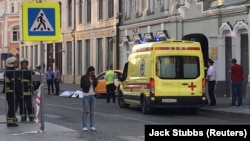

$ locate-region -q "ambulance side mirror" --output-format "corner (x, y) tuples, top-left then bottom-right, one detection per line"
(118, 75), (122, 81)
(120, 62), (128, 82)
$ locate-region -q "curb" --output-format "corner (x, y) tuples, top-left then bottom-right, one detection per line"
(200, 108), (250, 119)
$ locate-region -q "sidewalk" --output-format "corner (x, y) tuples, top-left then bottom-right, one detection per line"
(0, 115), (85, 141)
(0, 83), (248, 141)
(200, 96), (250, 118)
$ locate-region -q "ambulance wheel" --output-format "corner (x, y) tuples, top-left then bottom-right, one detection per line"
(118, 92), (129, 108)
(141, 97), (152, 114)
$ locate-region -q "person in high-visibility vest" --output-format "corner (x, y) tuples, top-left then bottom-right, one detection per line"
(105, 66), (116, 103)
(19, 58), (35, 122)
(5, 56), (19, 127)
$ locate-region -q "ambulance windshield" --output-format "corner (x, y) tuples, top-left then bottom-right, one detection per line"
(156, 56), (200, 79)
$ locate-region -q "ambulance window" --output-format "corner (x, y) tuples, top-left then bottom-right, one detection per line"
(156, 56), (176, 78)
(156, 56), (199, 79)
(183, 56), (199, 78)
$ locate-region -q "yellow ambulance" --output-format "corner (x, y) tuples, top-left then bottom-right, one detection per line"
(118, 39), (206, 114)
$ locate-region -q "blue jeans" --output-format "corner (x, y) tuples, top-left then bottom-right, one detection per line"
(82, 95), (96, 128)
(231, 81), (242, 106)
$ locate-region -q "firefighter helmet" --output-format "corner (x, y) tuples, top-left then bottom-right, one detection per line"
(6, 56), (18, 67)
(20, 58), (28, 64)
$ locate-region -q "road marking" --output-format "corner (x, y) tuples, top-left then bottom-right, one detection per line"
(0, 96), (160, 124)
(118, 136), (144, 141)
(45, 103), (159, 124)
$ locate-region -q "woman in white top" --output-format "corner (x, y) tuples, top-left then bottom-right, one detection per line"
(80, 66), (98, 131)
(206, 59), (216, 106)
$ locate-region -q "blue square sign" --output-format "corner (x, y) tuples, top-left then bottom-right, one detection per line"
(22, 3), (60, 41)
(28, 8), (56, 36)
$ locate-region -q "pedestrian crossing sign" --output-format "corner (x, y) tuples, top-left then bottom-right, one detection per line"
(22, 2), (60, 41)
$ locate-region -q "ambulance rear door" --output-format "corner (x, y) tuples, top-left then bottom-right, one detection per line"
(154, 45), (180, 98)
(177, 45), (204, 97)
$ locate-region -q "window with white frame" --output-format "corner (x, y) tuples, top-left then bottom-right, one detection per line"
(108, 0), (114, 18)
(68, 0), (72, 26)
(107, 37), (113, 68)
(79, 0), (83, 24)
(12, 26), (20, 42)
(98, 0), (103, 20)
(66, 41), (72, 75)
(87, 0), (91, 23)
(85, 39), (91, 70)
(77, 40), (83, 75)
(11, 3), (14, 13)
(125, 0), (132, 19)
(163, 0), (169, 11)
(97, 38), (103, 74)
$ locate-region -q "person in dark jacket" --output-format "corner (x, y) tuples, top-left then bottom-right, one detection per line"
(18, 58), (35, 122)
(5, 56), (19, 127)
(80, 66), (98, 131)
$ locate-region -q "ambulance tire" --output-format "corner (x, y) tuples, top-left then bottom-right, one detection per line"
(118, 92), (129, 108)
(141, 96), (152, 114)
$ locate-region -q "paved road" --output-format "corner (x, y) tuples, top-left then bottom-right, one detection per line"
(0, 83), (249, 141)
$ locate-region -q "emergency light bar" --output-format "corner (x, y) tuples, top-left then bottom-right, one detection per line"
(155, 30), (170, 42)
(143, 32), (154, 42)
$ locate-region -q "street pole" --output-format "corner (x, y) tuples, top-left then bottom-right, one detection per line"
(38, 0), (45, 132)
(72, 0), (76, 84)
(40, 41), (45, 131)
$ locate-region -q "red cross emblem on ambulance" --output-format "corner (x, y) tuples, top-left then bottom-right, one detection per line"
(188, 82), (196, 91)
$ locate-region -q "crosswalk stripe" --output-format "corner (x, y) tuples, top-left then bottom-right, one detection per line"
(118, 136), (144, 141)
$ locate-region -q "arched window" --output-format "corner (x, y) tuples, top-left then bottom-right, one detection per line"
(12, 26), (20, 42)
(68, 0), (72, 26)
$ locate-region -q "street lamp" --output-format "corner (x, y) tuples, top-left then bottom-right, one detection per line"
(71, 30), (76, 84)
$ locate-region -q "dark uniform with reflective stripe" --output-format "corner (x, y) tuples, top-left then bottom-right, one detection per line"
(19, 70), (35, 122)
(5, 68), (19, 127)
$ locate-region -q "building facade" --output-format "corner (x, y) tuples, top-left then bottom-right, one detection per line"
(2, 0), (250, 98)
(118, 0), (250, 98)
(0, 0), (20, 68)
(19, 0), (118, 84)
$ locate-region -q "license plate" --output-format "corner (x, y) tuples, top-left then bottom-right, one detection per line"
(162, 99), (177, 103)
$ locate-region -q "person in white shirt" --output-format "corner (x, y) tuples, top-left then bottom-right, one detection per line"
(206, 59), (216, 106)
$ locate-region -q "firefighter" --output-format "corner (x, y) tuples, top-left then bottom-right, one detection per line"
(19, 58), (35, 122)
(5, 56), (19, 127)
